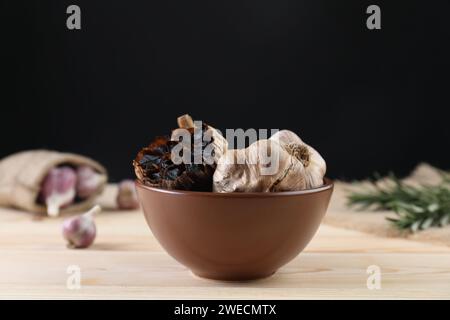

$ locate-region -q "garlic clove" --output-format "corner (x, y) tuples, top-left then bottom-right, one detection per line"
(62, 205), (101, 249)
(116, 180), (140, 210)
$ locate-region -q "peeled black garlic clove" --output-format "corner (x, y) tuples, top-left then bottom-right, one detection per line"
(62, 205), (100, 249)
(116, 180), (140, 210)
(40, 167), (77, 217)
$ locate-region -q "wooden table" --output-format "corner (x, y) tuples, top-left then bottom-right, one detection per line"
(1, 189), (449, 299)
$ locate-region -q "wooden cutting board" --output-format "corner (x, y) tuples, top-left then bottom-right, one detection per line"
(0, 185), (449, 299)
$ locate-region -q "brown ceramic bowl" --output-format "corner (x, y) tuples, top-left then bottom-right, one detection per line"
(136, 178), (333, 281)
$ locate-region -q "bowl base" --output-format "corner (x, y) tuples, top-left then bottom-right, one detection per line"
(190, 270), (276, 282)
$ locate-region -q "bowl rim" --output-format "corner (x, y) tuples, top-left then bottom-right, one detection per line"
(135, 177), (333, 198)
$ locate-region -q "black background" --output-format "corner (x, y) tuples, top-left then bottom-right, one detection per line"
(2, 0), (449, 181)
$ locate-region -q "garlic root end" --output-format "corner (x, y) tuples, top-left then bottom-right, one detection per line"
(287, 143), (311, 168)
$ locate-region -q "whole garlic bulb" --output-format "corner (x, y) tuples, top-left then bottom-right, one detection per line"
(213, 131), (326, 193)
(116, 180), (140, 210)
(40, 166), (77, 217)
(76, 166), (106, 199)
(213, 139), (291, 192)
(270, 130), (326, 189)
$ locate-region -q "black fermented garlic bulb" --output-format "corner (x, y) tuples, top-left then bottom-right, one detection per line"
(133, 115), (226, 191)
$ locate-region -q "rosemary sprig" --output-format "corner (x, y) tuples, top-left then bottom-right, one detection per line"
(347, 173), (450, 232)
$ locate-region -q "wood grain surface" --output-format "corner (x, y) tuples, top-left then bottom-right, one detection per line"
(0, 186), (449, 299)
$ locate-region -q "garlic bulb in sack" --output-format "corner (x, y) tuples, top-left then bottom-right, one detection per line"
(40, 166), (77, 217)
(213, 131), (326, 193)
(270, 130), (326, 189)
(76, 166), (107, 199)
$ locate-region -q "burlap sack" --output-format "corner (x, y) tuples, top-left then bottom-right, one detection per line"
(0, 150), (107, 214)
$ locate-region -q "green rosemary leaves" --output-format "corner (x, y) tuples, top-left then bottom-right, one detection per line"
(347, 174), (450, 232)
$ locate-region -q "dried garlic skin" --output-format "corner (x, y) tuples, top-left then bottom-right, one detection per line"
(270, 130), (326, 189)
(213, 131), (326, 193)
